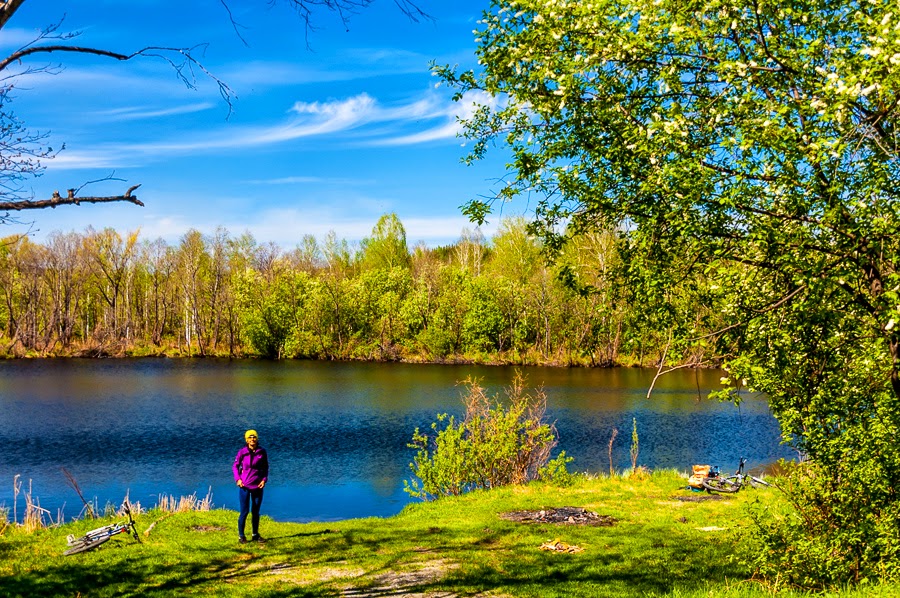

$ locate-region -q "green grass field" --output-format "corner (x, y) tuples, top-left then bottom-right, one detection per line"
(1, 471), (898, 597)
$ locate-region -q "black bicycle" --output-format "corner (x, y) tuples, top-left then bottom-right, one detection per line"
(64, 501), (141, 555)
(702, 457), (770, 494)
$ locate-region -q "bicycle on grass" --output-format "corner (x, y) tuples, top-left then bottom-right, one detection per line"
(63, 501), (140, 555)
(702, 457), (771, 494)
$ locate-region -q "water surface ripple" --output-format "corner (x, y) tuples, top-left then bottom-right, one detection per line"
(0, 359), (792, 522)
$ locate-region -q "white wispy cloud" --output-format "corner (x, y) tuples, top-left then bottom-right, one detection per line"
(218, 61), (361, 89)
(219, 49), (430, 91)
(371, 121), (460, 146)
(8, 63), (201, 96)
(46, 150), (138, 170)
(0, 27), (49, 49)
(91, 103), (216, 121)
(368, 89), (498, 146)
(42, 90), (467, 170)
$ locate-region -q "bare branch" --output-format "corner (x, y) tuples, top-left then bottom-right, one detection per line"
(393, 0), (431, 23)
(0, 44), (132, 73)
(0, 44), (235, 114)
(0, 0), (26, 31)
(271, 0), (431, 43)
(219, 0), (250, 47)
(0, 184), (143, 211)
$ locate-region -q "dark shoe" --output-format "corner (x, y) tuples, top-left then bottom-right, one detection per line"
(238, 537), (247, 544)
(252, 535), (265, 543)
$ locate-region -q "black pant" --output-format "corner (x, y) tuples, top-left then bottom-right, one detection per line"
(238, 486), (264, 538)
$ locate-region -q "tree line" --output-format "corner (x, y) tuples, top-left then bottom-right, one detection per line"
(0, 213), (721, 364)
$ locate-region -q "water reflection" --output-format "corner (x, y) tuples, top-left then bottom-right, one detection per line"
(0, 359), (792, 523)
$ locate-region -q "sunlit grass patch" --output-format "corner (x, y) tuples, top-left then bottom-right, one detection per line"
(0, 471), (896, 597)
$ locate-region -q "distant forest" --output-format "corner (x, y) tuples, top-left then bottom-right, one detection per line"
(0, 214), (722, 366)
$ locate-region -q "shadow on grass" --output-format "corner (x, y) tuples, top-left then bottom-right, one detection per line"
(289, 522), (744, 598)
(265, 528), (339, 541)
(0, 545), (337, 598)
(0, 505), (748, 598)
(0, 535), (741, 598)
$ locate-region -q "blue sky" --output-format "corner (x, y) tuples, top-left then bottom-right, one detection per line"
(2, 0), (508, 248)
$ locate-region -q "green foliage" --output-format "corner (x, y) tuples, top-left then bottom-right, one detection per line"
(442, 0), (900, 586)
(360, 213), (410, 271)
(461, 277), (504, 352)
(410, 266), (469, 357)
(235, 267), (312, 359)
(0, 212), (717, 366)
(538, 450), (576, 487)
(350, 267), (412, 357)
(630, 418), (639, 472)
(745, 457), (900, 587)
(405, 373), (565, 499)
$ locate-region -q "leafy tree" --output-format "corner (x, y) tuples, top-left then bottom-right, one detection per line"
(351, 267), (413, 358)
(555, 231), (628, 365)
(139, 238), (179, 347)
(43, 232), (89, 348)
(360, 213), (411, 271)
(487, 217), (540, 284)
(0, 236), (45, 353)
(289, 234), (324, 274)
(453, 227), (488, 275)
(486, 217), (542, 354)
(83, 227), (139, 346)
(235, 261), (313, 359)
(461, 276), (504, 354)
(432, 266), (475, 356)
(442, 0), (900, 585)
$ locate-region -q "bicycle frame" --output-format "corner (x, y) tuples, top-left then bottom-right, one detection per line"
(702, 457), (770, 494)
(64, 501), (140, 555)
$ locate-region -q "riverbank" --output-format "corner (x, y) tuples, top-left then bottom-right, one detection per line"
(1, 472), (894, 597)
(0, 339), (705, 369)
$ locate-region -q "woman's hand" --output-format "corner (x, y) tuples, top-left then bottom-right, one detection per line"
(236, 479), (244, 488)
(258, 480), (266, 489)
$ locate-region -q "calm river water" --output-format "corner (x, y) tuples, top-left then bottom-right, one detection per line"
(0, 359), (792, 523)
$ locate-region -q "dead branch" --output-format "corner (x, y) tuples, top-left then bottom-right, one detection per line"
(143, 513), (174, 537)
(0, 184), (143, 211)
(61, 467), (94, 519)
(0, 0), (26, 31)
(0, 44), (235, 113)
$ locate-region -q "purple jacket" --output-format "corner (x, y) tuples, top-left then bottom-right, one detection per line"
(233, 446), (269, 489)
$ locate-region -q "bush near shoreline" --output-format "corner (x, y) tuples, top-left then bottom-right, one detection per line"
(2, 472), (898, 597)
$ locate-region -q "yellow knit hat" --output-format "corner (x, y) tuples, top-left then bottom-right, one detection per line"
(245, 429), (258, 441)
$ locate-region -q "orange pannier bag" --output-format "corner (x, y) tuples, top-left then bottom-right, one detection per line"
(688, 465), (711, 489)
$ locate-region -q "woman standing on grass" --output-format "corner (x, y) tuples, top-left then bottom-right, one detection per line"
(233, 429), (269, 544)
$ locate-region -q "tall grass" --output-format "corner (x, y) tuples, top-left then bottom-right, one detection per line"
(155, 487), (213, 513)
(5, 475), (214, 536)
(19, 478), (55, 532)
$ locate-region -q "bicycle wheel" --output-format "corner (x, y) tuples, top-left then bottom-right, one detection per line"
(64, 535), (111, 555)
(748, 476), (770, 488)
(702, 476), (741, 493)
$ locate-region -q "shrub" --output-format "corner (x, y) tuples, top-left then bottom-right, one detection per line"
(744, 459), (900, 588)
(405, 373), (569, 499)
(539, 451), (576, 486)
